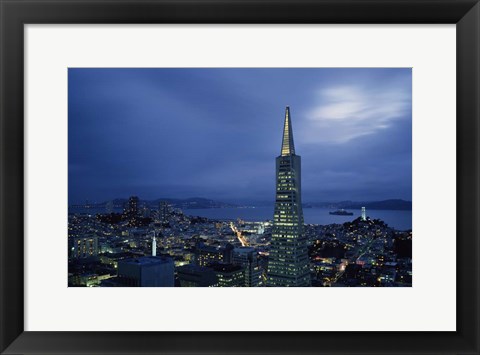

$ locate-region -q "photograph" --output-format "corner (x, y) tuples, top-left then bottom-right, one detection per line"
(68, 68), (412, 287)
(2, 0), (478, 353)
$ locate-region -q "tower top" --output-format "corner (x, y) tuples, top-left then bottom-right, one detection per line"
(281, 106), (296, 156)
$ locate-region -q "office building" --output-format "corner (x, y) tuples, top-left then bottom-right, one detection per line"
(232, 247), (262, 287)
(267, 107), (311, 287)
(123, 196), (140, 226)
(195, 242), (234, 267)
(176, 264), (218, 287)
(211, 263), (245, 287)
(70, 236), (98, 259)
(159, 201), (170, 225)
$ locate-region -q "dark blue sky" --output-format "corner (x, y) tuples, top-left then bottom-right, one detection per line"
(69, 68), (412, 204)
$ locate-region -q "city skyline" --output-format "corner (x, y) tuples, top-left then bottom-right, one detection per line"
(69, 94), (413, 287)
(69, 68), (412, 205)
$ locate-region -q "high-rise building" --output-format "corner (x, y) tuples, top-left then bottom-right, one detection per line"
(159, 201), (170, 225)
(124, 196), (140, 226)
(361, 207), (367, 221)
(267, 107), (311, 287)
(195, 242), (234, 267)
(126, 196), (139, 216)
(211, 263), (245, 287)
(232, 247), (262, 287)
(141, 205), (151, 218)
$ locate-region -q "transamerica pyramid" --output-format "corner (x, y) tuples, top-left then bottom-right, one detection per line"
(267, 107), (311, 287)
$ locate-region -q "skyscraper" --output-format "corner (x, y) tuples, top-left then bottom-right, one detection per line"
(158, 201), (170, 226)
(123, 196), (139, 225)
(232, 247), (262, 287)
(267, 107), (311, 287)
(126, 196), (139, 216)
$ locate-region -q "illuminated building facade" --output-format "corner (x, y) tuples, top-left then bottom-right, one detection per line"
(126, 196), (139, 216)
(361, 207), (367, 221)
(195, 242), (233, 267)
(232, 247), (262, 287)
(159, 201), (170, 225)
(267, 107), (311, 287)
(211, 263), (245, 287)
(151, 232), (157, 257)
(70, 236), (98, 259)
(124, 196), (140, 226)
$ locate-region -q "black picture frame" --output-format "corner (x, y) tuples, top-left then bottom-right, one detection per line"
(1, 1), (479, 354)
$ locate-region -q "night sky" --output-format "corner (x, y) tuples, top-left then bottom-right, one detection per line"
(68, 68), (412, 205)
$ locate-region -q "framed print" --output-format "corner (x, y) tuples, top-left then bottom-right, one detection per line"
(0, 0), (479, 354)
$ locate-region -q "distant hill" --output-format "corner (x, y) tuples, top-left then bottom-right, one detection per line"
(151, 197), (236, 209)
(76, 197), (411, 211)
(341, 199), (411, 210)
(95, 197), (237, 209)
(304, 199), (411, 211)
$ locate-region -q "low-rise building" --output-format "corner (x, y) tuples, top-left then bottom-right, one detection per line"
(176, 264), (218, 287)
(117, 256), (174, 287)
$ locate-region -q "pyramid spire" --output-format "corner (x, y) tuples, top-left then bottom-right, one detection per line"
(281, 106), (295, 156)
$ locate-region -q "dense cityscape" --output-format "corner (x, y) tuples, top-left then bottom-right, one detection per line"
(68, 107), (412, 287)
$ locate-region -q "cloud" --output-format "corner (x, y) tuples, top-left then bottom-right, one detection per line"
(69, 68), (412, 203)
(300, 83), (411, 144)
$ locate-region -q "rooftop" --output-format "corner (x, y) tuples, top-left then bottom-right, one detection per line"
(233, 246), (256, 254)
(211, 263), (244, 273)
(119, 256), (172, 266)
